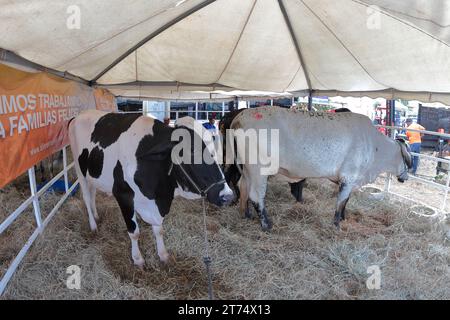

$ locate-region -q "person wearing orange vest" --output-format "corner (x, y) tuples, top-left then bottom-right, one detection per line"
(405, 118), (425, 175)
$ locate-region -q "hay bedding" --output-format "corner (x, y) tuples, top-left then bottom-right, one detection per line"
(1, 177), (450, 300)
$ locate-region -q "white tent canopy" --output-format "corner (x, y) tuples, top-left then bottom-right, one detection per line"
(1, 0), (449, 103)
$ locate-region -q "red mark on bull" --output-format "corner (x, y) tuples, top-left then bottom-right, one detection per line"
(253, 112), (263, 120)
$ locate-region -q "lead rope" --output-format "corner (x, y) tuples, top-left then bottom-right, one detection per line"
(201, 195), (214, 300)
(170, 160), (221, 300)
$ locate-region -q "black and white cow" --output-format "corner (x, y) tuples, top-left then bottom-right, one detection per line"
(69, 110), (233, 267)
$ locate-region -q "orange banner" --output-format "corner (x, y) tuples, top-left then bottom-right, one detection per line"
(94, 87), (117, 112)
(0, 63), (116, 188)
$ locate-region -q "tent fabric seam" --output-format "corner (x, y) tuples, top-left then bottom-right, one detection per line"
(353, 0), (450, 47)
(300, 0), (390, 90)
(278, 0), (311, 90)
(214, 0), (258, 84)
(91, 0), (217, 83)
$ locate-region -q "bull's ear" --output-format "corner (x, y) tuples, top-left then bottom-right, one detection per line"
(397, 140), (413, 169)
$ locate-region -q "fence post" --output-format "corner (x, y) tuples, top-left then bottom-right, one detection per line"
(441, 170), (450, 213)
(195, 102), (198, 120)
(28, 166), (42, 229)
(222, 101), (225, 117)
(62, 146), (69, 193)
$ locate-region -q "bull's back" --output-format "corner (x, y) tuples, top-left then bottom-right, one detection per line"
(231, 106), (376, 179)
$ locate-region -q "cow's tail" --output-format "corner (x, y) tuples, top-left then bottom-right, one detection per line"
(67, 117), (76, 129)
(233, 136), (243, 175)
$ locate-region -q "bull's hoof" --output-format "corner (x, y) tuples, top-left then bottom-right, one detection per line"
(244, 208), (253, 219)
(333, 220), (341, 231)
(260, 219), (273, 231)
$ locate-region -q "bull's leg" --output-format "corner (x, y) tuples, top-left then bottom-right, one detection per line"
(245, 199), (252, 219)
(289, 179), (306, 202)
(334, 183), (352, 229)
(152, 225), (169, 263)
(78, 178), (97, 232)
(239, 176), (251, 219)
(251, 200), (272, 231)
(248, 175), (271, 231)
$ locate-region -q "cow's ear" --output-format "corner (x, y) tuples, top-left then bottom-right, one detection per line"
(396, 139), (412, 169)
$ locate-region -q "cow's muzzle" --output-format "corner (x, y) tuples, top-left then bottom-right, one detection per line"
(397, 171), (409, 183)
(217, 184), (235, 206)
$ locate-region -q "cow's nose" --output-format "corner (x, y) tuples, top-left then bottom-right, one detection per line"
(219, 184), (235, 206)
(220, 192), (235, 206)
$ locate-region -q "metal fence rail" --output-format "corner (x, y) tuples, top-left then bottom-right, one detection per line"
(0, 145), (78, 295)
(374, 124), (450, 217)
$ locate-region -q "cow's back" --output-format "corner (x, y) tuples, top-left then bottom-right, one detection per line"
(69, 110), (156, 193)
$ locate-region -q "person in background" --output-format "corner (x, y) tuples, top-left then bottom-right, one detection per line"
(228, 101), (235, 112)
(405, 118), (425, 175)
(203, 116), (217, 139)
(163, 117), (170, 126)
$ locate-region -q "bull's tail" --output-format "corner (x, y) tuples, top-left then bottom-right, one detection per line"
(233, 136), (243, 176)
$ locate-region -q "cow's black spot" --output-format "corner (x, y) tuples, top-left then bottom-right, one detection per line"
(87, 146), (104, 178)
(135, 120), (174, 161)
(91, 113), (141, 149)
(334, 108), (351, 113)
(134, 121), (177, 217)
(78, 148), (89, 177)
(112, 160), (136, 233)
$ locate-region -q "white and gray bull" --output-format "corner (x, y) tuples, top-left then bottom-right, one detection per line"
(69, 110), (233, 267)
(230, 106), (412, 230)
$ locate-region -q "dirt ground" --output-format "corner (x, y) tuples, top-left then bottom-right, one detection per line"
(1, 175), (449, 300)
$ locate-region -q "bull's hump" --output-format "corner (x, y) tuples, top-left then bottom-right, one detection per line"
(90, 113), (142, 149)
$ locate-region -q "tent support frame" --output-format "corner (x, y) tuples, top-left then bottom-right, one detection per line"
(278, 0), (312, 91)
(91, 0), (217, 84)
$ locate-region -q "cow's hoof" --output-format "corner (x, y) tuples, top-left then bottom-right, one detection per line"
(133, 258), (145, 270)
(260, 219), (273, 231)
(89, 225), (98, 233)
(333, 221), (341, 231)
(159, 251), (170, 264)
